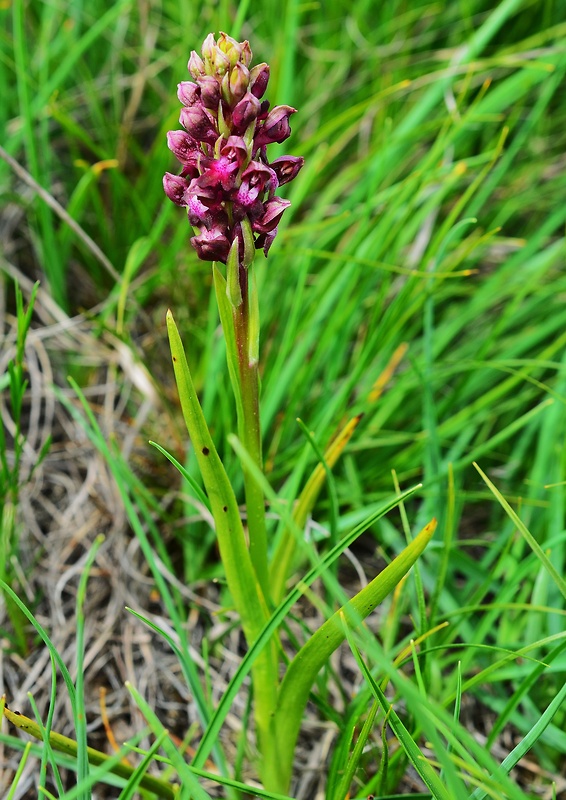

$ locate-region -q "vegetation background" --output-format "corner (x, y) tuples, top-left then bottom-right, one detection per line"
(1, 0), (565, 797)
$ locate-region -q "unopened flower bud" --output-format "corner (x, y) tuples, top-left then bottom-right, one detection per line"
(203, 33), (230, 75)
(240, 40), (252, 68)
(163, 172), (188, 206)
(249, 63), (269, 98)
(217, 33), (252, 68)
(213, 48), (231, 75)
(218, 32), (242, 68)
(198, 75), (222, 110)
(177, 81), (200, 106)
(232, 92), (261, 132)
(188, 51), (205, 78)
(200, 34), (216, 64)
(166, 130), (200, 166)
(180, 105), (218, 144)
(228, 62), (250, 105)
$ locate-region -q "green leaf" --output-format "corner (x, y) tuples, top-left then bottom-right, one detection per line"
(471, 679), (566, 800)
(167, 310), (265, 634)
(263, 519), (436, 792)
(193, 483), (423, 774)
(269, 414), (362, 603)
(167, 310), (278, 746)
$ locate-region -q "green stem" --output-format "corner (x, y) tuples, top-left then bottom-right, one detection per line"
(232, 264), (270, 600)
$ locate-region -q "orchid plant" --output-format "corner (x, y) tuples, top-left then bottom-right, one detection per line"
(162, 32), (434, 794)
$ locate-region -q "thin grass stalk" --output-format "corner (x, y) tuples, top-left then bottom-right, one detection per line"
(269, 415), (362, 604)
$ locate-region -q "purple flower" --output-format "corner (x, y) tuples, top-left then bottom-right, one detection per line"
(252, 197), (291, 233)
(221, 136), (249, 168)
(198, 138), (248, 191)
(191, 226), (231, 262)
(186, 193), (211, 226)
(164, 33), (304, 266)
(232, 92), (261, 133)
(256, 229), (277, 257)
(166, 130), (200, 166)
(270, 155), (304, 186)
(199, 155), (239, 191)
(163, 172), (188, 206)
(233, 162), (277, 213)
(254, 105), (296, 149)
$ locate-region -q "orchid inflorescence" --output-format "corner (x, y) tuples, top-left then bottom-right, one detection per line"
(163, 32), (304, 267)
(160, 33), (435, 798)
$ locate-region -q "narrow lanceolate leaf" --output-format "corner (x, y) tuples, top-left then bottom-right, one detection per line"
(193, 483), (422, 774)
(264, 519), (436, 792)
(166, 311), (278, 744)
(167, 310), (266, 638)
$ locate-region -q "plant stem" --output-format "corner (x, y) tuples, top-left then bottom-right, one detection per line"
(233, 264), (270, 601)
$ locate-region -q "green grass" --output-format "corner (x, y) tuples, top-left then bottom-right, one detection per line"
(1, 0), (566, 797)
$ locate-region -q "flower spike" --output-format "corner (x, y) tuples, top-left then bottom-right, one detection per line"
(164, 32), (304, 266)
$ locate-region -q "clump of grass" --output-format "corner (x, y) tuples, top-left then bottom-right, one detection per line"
(1, 1), (566, 798)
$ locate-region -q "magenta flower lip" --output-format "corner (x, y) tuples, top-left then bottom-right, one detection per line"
(164, 32), (304, 265)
